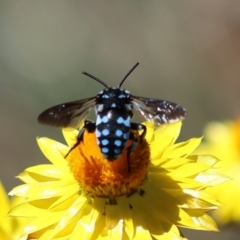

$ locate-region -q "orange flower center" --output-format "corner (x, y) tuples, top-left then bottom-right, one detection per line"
(66, 130), (150, 198)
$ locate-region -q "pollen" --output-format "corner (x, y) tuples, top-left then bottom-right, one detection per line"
(66, 130), (150, 197)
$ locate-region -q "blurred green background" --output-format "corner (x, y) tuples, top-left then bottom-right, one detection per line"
(0, 1), (240, 239)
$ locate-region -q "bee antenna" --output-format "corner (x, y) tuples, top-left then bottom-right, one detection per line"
(118, 62), (139, 87)
(82, 71), (109, 88)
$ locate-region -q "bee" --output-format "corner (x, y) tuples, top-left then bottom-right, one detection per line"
(38, 63), (186, 170)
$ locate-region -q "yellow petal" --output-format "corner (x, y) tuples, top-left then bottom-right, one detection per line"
(0, 182), (10, 215)
(131, 207), (153, 240)
(9, 184), (29, 198)
(49, 187), (79, 210)
(148, 172), (204, 190)
(189, 154), (219, 167)
(150, 122), (182, 161)
(25, 165), (66, 180)
(154, 121), (182, 146)
(62, 128), (79, 147)
(0, 182), (12, 236)
(165, 188), (221, 209)
(77, 197), (105, 240)
(167, 163), (210, 178)
(8, 202), (42, 217)
(159, 158), (192, 169)
(26, 183), (77, 201)
(37, 137), (68, 166)
(49, 196), (90, 238)
(183, 209), (218, 231)
(16, 171), (38, 184)
(142, 182), (215, 229)
(162, 138), (202, 159)
(85, 214), (106, 240)
(142, 122), (154, 142)
(22, 211), (64, 235)
(70, 221), (88, 240)
(129, 193), (168, 236)
(105, 205), (123, 240)
(195, 170), (230, 186)
(116, 196), (134, 239)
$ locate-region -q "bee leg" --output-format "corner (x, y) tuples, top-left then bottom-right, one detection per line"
(77, 119), (96, 141)
(125, 122), (147, 172)
(130, 122), (147, 142)
(84, 119), (96, 132)
(65, 120), (96, 158)
(64, 129), (85, 158)
(126, 132), (138, 173)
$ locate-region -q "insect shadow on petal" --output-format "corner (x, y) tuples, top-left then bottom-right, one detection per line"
(38, 63), (187, 172)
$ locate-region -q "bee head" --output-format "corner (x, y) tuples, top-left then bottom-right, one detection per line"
(96, 87), (133, 113)
(82, 63), (139, 115)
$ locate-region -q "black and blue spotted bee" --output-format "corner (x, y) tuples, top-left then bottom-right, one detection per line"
(38, 63), (186, 167)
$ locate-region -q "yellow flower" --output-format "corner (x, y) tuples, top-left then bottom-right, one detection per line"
(0, 182), (29, 240)
(197, 119), (240, 224)
(9, 122), (228, 239)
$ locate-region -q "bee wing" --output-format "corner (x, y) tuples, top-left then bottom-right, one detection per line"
(38, 97), (96, 128)
(132, 96), (186, 125)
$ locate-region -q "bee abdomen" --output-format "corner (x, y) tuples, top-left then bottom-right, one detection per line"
(96, 110), (131, 160)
